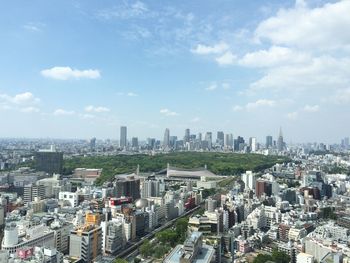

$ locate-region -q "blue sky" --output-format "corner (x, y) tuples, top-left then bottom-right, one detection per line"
(0, 0), (349, 143)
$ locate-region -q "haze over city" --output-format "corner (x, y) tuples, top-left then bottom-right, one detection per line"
(1, 0), (349, 142)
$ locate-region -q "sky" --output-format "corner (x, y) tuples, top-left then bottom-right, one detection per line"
(0, 0), (349, 143)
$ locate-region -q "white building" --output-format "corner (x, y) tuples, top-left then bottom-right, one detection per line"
(242, 171), (256, 190)
(297, 253), (314, 263)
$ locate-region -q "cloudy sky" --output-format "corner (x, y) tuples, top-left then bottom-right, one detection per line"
(0, 0), (349, 143)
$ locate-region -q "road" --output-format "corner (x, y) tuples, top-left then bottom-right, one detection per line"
(114, 204), (203, 260)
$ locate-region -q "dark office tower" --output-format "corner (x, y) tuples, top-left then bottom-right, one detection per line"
(197, 133), (202, 142)
(266, 136), (273, 148)
(120, 126), (127, 148)
(90, 137), (96, 150)
(277, 127), (284, 152)
(163, 128), (170, 147)
(255, 180), (272, 198)
(184, 129), (190, 143)
(114, 174), (140, 201)
(131, 137), (139, 148)
(217, 131), (224, 147)
(233, 136), (245, 151)
(35, 146), (63, 174)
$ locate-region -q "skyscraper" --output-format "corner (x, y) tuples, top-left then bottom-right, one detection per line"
(163, 128), (170, 147)
(249, 137), (257, 152)
(120, 126), (127, 148)
(205, 132), (212, 149)
(217, 131), (224, 147)
(277, 127), (284, 152)
(184, 129), (190, 143)
(266, 136), (273, 148)
(131, 137), (139, 148)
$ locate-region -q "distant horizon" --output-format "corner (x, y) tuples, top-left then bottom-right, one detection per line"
(1, 0), (350, 143)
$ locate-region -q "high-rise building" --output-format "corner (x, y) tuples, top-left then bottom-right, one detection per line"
(163, 128), (170, 147)
(217, 131), (224, 147)
(225, 134), (233, 148)
(249, 137), (257, 152)
(114, 174), (141, 201)
(266, 136), (273, 148)
(242, 171), (255, 190)
(184, 129), (190, 143)
(141, 179), (160, 198)
(277, 127), (284, 152)
(35, 146), (63, 174)
(120, 126), (127, 148)
(23, 184), (46, 203)
(255, 179), (272, 198)
(69, 225), (102, 263)
(205, 197), (217, 213)
(205, 132), (212, 149)
(131, 137), (139, 148)
(90, 137), (96, 150)
(234, 136), (245, 151)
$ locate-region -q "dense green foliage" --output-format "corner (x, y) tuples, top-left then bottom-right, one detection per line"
(253, 249), (291, 263)
(321, 207), (337, 220)
(140, 217), (189, 259)
(113, 259), (128, 263)
(63, 152), (287, 185)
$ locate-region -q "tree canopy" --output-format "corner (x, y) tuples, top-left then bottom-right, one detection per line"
(62, 152), (288, 185)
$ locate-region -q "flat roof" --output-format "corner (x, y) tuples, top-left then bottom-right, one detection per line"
(164, 244), (215, 263)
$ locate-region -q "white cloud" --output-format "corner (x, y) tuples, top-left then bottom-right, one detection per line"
(20, 107), (40, 113)
(191, 42), (229, 55)
(53, 109), (75, 116)
(160, 108), (179, 116)
(233, 99), (276, 112)
(41, 66), (101, 80)
(85, 105), (110, 113)
(239, 46), (309, 68)
(287, 111), (298, 120)
(246, 99), (276, 110)
(255, 1), (350, 50)
(127, 92), (138, 97)
(330, 88), (350, 104)
(13, 92), (40, 104)
(0, 92), (40, 105)
(303, 104), (319, 112)
(232, 105), (243, 112)
(215, 51), (236, 66)
(249, 56), (350, 93)
(98, 1), (150, 20)
(205, 83), (217, 91)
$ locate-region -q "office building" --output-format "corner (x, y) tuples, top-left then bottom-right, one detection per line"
(242, 171), (256, 190)
(163, 128), (170, 147)
(69, 225), (102, 263)
(120, 126), (127, 148)
(266, 135), (273, 148)
(277, 127), (284, 152)
(35, 146), (63, 174)
(184, 129), (190, 143)
(249, 137), (257, 152)
(205, 132), (212, 149)
(131, 137), (139, 148)
(164, 231), (215, 263)
(141, 178), (160, 198)
(217, 131), (224, 147)
(23, 184), (46, 204)
(114, 174), (141, 201)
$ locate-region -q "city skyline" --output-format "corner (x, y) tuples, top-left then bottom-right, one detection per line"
(1, 0), (350, 143)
